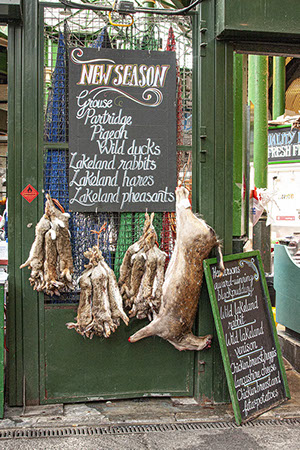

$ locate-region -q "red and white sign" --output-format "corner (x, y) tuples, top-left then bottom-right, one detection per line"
(21, 184), (39, 203)
(276, 216), (295, 221)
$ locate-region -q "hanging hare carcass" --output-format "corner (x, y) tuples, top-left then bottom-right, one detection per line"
(118, 212), (167, 321)
(67, 235), (129, 339)
(129, 186), (224, 351)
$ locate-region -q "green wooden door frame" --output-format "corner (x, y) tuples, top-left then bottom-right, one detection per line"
(192, 0), (233, 403)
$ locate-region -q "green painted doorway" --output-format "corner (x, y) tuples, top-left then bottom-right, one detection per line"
(39, 4), (194, 404)
(42, 307), (194, 403)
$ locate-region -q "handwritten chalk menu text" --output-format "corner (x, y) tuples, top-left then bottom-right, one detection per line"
(68, 48), (177, 212)
(204, 252), (289, 424)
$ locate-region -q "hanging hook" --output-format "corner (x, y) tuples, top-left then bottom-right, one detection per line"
(91, 222), (107, 248)
(180, 152), (191, 189)
(52, 198), (65, 213)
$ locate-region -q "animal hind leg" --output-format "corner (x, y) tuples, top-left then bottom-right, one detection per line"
(128, 320), (158, 342)
(167, 333), (213, 351)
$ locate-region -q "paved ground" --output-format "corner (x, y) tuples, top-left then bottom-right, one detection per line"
(0, 360), (299, 449)
(0, 422), (300, 450)
(3, 360), (300, 429)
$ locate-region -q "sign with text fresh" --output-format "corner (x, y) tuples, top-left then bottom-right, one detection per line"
(68, 48), (177, 212)
(204, 251), (290, 425)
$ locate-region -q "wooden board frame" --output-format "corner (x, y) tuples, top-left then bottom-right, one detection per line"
(203, 250), (290, 425)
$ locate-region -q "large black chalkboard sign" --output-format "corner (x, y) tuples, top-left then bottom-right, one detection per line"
(68, 48), (177, 212)
(204, 251), (290, 425)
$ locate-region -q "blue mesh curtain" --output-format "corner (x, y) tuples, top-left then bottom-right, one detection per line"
(71, 212), (113, 278)
(44, 32), (67, 143)
(44, 32), (70, 301)
(44, 29), (114, 283)
(91, 26), (112, 49)
(44, 32), (69, 212)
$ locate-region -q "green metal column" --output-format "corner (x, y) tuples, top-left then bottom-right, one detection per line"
(7, 24), (24, 406)
(248, 55), (271, 272)
(193, 0), (233, 403)
(248, 55), (268, 189)
(8, 0), (42, 406)
(272, 56), (285, 120)
(0, 284), (4, 418)
(233, 53), (248, 247)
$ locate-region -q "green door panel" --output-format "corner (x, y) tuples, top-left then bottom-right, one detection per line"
(41, 306), (194, 403)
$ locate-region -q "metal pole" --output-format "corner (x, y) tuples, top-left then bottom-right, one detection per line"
(233, 53), (243, 237)
(248, 54), (271, 272)
(272, 56), (285, 120)
(233, 53), (247, 244)
(249, 55), (268, 189)
(0, 284), (3, 418)
(248, 55), (255, 109)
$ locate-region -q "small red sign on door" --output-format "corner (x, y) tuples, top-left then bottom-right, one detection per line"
(21, 184), (39, 203)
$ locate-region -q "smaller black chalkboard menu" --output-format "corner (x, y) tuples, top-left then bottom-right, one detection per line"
(204, 251), (290, 425)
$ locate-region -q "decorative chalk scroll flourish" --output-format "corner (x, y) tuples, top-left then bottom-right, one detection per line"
(71, 48), (115, 65)
(239, 258), (260, 281)
(90, 86), (163, 107)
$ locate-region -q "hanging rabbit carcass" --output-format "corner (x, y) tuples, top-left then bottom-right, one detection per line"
(67, 243), (129, 338)
(20, 194), (74, 296)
